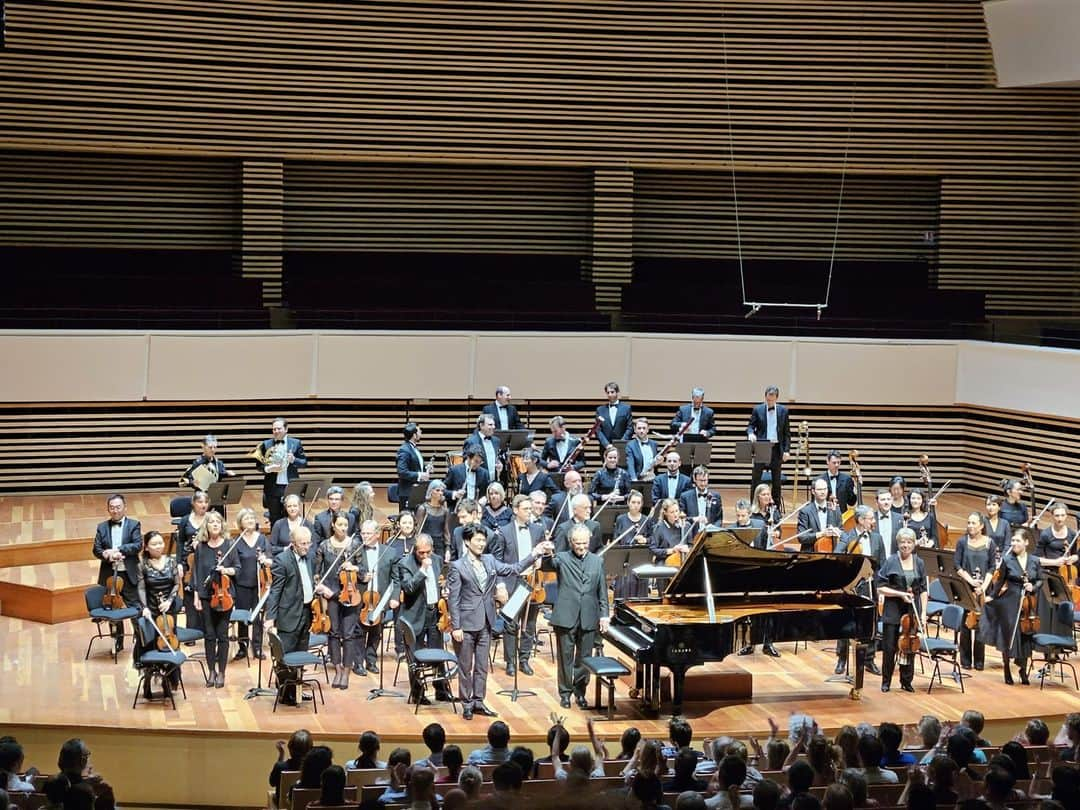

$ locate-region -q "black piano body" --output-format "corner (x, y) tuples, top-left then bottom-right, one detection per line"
(602, 527), (878, 715)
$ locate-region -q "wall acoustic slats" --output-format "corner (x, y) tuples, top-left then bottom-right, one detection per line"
(241, 160), (284, 306)
(0, 150), (238, 249)
(591, 168), (634, 311)
(1, 399), (1077, 509)
(284, 163), (592, 256)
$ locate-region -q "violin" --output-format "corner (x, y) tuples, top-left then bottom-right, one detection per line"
(339, 558), (363, 608)
(1018, 575), (1040, 635)
(309, 596), (331, 634)
(258, 556), (273, 596)
(103, 560), (126, 609)
(965, 566), (983, 630)
(897, 588), (924, 661)
(436, 573), (452, 634)
(209, 552), (235, 612)
(155, 609), (179, 652)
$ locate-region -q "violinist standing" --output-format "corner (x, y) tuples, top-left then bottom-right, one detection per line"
(492, 495), (547, 677)
(92, 493), (143, 653)
(954, 513), (994, 670)
(905, 489), (939, 549)
(876, 527), (928, 693)
(177, 490), (209, 633)
(980, 528), (1041, 685)
(233, 507), (270, 661)
(353, 519), (390, 676)
(1034, 502), (1077, 642)
(136, 530), (182, 697)
(314, 513), (362, 689)
(192, 510), (239, 687)
(835, 506), (885, 678)
(264, 525), (317, 705)
(396, 535), (452, 704)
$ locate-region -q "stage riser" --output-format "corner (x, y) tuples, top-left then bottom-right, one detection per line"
(0, 581), (88, 623)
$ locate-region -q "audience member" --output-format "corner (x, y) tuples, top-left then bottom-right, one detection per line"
(442, 787), (468, 810)
(778, 761), (814, 810)
(753, 779), (782, 810)
(961, 710), (991, 747)
(665, 748), (708, 793)
(437, 745), (463, 784)
(705, 754), (748, 810)
(457, 765), (483, 800)
(407, 765), (439, 810)
(1021, 719), (1050, 746)
(41, 774), (70, 810)
(509, 747), (535, 781)
(630, 771), (665, 810)
(377, 748), (412, 804)
(347, 730), (385, 770)
(822, 784), (853, 810)
(837, 769), (873, 810)
(833, 727), (860, 771)
(856, 735), (897, 784)
(0, 738), (36, 793)
(617, 727), (642, 760)
(678, 791), (708, 810)
(308, 764), (346, 808)
(416, 723), (446, 768)
(468, 721), (512, 765)
(269, 729), (312, 806)
(295, 746), (334, 794)
(533, 723), (570, 776)
(664, 718), (704, 760)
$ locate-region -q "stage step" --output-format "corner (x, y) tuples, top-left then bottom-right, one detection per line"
(0, 560), (98, 623)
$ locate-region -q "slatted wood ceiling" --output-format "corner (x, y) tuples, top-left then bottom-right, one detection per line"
(1, 400), (1077, 510)
(0, 1), (1077, 316)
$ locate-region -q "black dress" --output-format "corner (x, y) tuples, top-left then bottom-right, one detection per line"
(999, 500), (1030, 528)
(315, 537), (363, 668)
(193, 540), (240, 674)
(906, 512), (938, 548)
(1035, 527), (1077, 642)
(590, 466), (631, 504)
(876, 554), (927, 689)
(979, 552), (1041, 661)
(517, 471), (558, 501)
(234, 533), (269, 654)
(416, 504), (449, 558)
(982, 515), (1011, 555)
(177, 513), (206, 632)
(136, 555), (182, 685)
(953, 536), (992, 668)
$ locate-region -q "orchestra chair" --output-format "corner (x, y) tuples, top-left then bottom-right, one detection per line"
(9, 793), (48, 810)
(268, 632), (325, 713)
(289, 786), (356, 810)
(1029, 601), (1079, 690)
(582, 641), (631, 720)
(922, 604), (964, 694)
(924, 579), (949, 638)
(170, 496), (192, 525)
(229, 607), (254, 665)
(307, 631), (331, 682)
(83, 585), (140, 663)
(397, 616), (460, 715)
(133, 617), (188, 710)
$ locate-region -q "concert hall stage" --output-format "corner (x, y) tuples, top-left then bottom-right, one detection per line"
(1, 488), (1077, 807)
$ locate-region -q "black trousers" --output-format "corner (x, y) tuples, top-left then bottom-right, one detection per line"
(276, 611), (312, 704)
(503, 600), (539, 665)
(881, 622), (914, 688)
(265, 483), (287, 525)
(200, 604), (231, 676)
(959, 623), (985, 668)
(357, 619), (382, 668)
(409, 607), (446, 699)
(554, 623), (598, 699)
(234, 583), (264, 654)
(182, 585), (203, 633)
(327, 599), (359, 668)
(750, 444), (784, 509)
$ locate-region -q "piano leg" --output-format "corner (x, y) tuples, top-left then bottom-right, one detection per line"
(670, 664), (689, 717)
(850, 641), (867, 700)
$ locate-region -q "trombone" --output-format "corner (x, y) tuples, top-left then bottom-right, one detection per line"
(792, 421), (811, 503)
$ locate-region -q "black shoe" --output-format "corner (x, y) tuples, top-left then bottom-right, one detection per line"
(974, 663), (984, 671)
(865, 661), (882, 676)
(738, 645), (754, 656)
(505, 663), (516, 677)
(834, 660), (847, 675)
(1004, 670), (1014, 685)
(560, 695), (571, 708)
(519, 661), (534, 676)
(881, 684), (890, 692)
(367, 663), (379, 674)
(1020, 671), (1030, 685)
(763, 643), (781, 658)
(575, 694), (588, 709)
(409, 695), (432, 706)
(435, 691), (453, 702)
(462, 706), (474, 720)
(301, 693), (313, 702)
(474, 703), (499, 717)
(232, 648), (248, 662)
(900, 683), (915, 693)
(254, 651), (266, 660)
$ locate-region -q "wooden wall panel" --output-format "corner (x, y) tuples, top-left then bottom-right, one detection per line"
(241, 160), (284, 305)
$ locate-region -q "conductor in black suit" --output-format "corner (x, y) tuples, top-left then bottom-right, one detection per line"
(746, 386), (790, 507)
(448, 525), (552, 719)
(395, 422), (431, 511)
(258, 418), (309, 526)
(263, 524), (316, 705)
(834, 505), (885, 677)
(93, 493), (143, 652)
(671, 387), (716, 439)
(481, 386), (525, 432)
(823, 451), (858, 514)
(595, 381), (633, 456)
(395, 535), (452, 704)
(542, 524), (610, 708)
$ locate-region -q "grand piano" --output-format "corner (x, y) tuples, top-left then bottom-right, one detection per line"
(602, 527), (878, 716)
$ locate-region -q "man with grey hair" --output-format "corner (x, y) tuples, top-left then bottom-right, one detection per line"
(553, 493), (602, 553)
(834, 504), (885, 676)
(313, 485), (356, 542)
(672, 387), (716, 439)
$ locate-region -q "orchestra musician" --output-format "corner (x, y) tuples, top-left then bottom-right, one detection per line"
(980, 528), (1041, 685)
(481, 483), (513, 533)
(750, 483), (781, 529)
(648, 498), (690, 564)
(395, 535), (453, 704)
(796, 478), (842, 553)
(516, 448), (558, 502)
(625, 418), (660, 482)
(136, 530), (182, 698)
(651, 452), (693, 504)
(349, 481), (377, 526)
(876, 527), (928, 693)
(448, 524), (552, 719)
(589, 446), (630, 505)
(905, 489), (939, 548)
(353, 519), (394, 676)
(415, 480), (450, 560)
(444, 445), (490, 512)
(177, 489), (209, 633)
(612, 489), (653, 599)
(873, 489), (901, 559)
(595, 382), (634, 457)
(449, 499), (490, 562)
(553, 494), (602, 554)
(312, 486), (358, 543)
(191, 510), (238, 688)
(747, 385), (790, 506)
(257, 418), (308, 526)
(728, 499), (781, 657)
(528, 491), (554, 535)
(547, 469), (584, 524)
(823, 451), (858, 514)
(268, 493), (315, 556)
(480, 386), (525, 432)
(541, 524), (611, 709)
(678, 466), (723, 528)
(179, 434), (235, 514)
(954, 512), (994, 671)
(232, 507), (270, 661)
(671, 387), (715, 439)
(1033, 501), (1078, 641)
(834, 505), (885, 677)
(93, 493), (143, 654)
(264, 524), (317, 705)
(313, 513), (362, 690)
(395, 422), (431, 511)
(982, 494), (1011, 553)
(463, 414), (503, 481)
(889, 476), (910, 515)
(541, 416), (585, 473)
(999, 479), (1030, 528)
(492, 495), (548, 677)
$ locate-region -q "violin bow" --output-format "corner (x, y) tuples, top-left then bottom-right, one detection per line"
(201, 534), (245, 588)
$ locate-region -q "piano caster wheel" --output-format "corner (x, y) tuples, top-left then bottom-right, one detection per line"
(848, 687), (862, 701)
(628, 688), (640, 700)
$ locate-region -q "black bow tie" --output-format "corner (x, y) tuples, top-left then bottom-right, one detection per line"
(879, 513), (890, 519)
(109, 520), (123, 526)
(818, 507), (828, 513)
(273, 439), (285, 445)
(767, 407), (776, 412)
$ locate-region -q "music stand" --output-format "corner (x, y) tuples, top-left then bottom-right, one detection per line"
(686, 442), (711, 468)
(285, 479), (332, 512)
(366, 589), (405, 701)
(494, 430), (534, 451)
(629, 481), (655, 510)
(549, 472), (566, 490)
(594, 505), (628, 541)
(207, 478), (246, 514)
(244, 587), (276, 700)
(735, 440), (774, 466)
(917, 548), (957, 578)
(681, 433), (707, 443)
(497, 584), (536, 702)
(602, 545), (653, 582)
(611, 440), (629, 469)
(407, 486), (427, 511)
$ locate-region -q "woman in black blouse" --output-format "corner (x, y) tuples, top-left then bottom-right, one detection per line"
(177, 489), (209, 633)
(648, 499), (689, 564)
(999, 480), (1030, 528)
(481, 483), (512, 533)
(982, 494), (1011, 554)
(954, 513), (994, 670)
(314, 513), (362, 690)
(889, 476), (910, 515)
(612, 490), (654, 599)
(232, 507), (270, 661)
(876, 527), (927, 693)
(192, 511), (239, 688)
(905, 488), (938, 549)
(1034, 501), (1078, 642)
(590, 446), (630, 506)
(137, 530), (183, 697)
(516, 448), (558, 502)
(980, 528), (1041, 685)
(269, 493), (315, 555)
(414, 480), (449, 560)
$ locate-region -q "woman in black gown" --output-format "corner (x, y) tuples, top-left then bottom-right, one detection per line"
(137, 530), (183, 696)
(611, 490), (655, 599)
(905, 489), (938, 549)
(982, 494), (1011, 554)
(177, 489), (209, 632)
(876, 527), (928, 693)
(953, 512), (994, 670)
(414, 480), (449, 560)
(232, 507), (270, 660)
(1033, 501), (1078, 643)
(192, 511), (239, 688)
(980, 528), (1041, 685)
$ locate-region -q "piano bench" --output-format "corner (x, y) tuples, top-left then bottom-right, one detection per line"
(583, 655), (630, 719)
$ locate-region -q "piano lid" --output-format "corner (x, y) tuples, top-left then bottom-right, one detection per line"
(664, 527), (875, 598)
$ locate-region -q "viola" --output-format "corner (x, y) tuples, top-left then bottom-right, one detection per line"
(436, 573), (452, 634)
(258, 557), (273, 595)
(103, 561), (126, 609)
(339, 562), (362, 608)
(359, 588), (381, 626)
(965, 566), (984, 630)
(155, 611), (179, 652)
(309, 596), (331, 634)
(897, 588), (923, 661)
(1018, 576), (1040, 635)
(209, 563), (234, 612)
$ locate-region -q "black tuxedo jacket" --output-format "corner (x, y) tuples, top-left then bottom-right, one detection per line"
(651, 472), (692, 504)
(836, 529), (886, 570)
(547, 490), (584, 524)
(443, 463), (491, 510)
(824, 472), (858, 512)
(672, 404), (716, 438)
(312, 509), (358, 543)
(481, 402), (524, 431)
(596, 402), (634, 449)
(93, 517), (143, 585)
(679, 488), (724, 526)
(552, 518), (602, 554)
(463, 431), (502, 477)
(395, 441), (425, 503)
(541, 435), (584, 472)
(492, 521), (547, 587)
(396, 552), (443, 631)
(625, 438), (660, 481)
(796, 502), (842, 552)
(747, 403), (791, 454)
(257, 437), (308, 492)
(265, 547), (317, 635)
